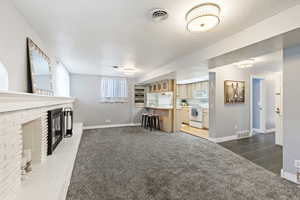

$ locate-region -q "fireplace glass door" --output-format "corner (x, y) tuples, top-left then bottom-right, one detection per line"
(48, 108), (63, 155)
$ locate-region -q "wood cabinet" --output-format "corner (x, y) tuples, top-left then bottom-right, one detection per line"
(157, 82), (162, 91)
(148, 80), (172, 93)
(202, 108), (209, 129)
(162, 80), (169, 91)
(187, 84), (193, 99)
(181, 107), (190, 124)
(176, 81), (208, 99)
(148, 85), (152, 93)
(177, 84), (190, 99)
(134, 85), (145, 107)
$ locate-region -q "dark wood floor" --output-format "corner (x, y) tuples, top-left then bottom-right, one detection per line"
(220, 132), (282, 175)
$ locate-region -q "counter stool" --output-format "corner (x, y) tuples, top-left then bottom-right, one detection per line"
(146, 114), (160, 131)
(152, 114), (160, 130)
(141, 113), (160, 131)
(141, 113), (149, 128)
(146, 114), (153, 130)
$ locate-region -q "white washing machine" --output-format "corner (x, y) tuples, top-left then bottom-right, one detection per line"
(189, 107), (203, 128)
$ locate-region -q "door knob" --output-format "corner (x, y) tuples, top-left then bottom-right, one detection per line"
(275, 108), (280, 114)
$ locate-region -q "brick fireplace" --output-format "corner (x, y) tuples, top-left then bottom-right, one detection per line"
(0, 92), (75, 200)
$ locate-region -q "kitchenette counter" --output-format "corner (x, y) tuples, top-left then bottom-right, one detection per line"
(146, 107), (174, 133)
(176, 106), (191, 110)
(146, 107), (173, 110)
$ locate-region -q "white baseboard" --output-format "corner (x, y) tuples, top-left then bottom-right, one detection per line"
(252, 128), (264, 133)
(209, 135), (238, 143)
(266, 128), (276, 133)
(209, 130), (251, 143)
(281, 169), (300, 184)
(252, 128), (275, 134)
(83, 123), (141, 130)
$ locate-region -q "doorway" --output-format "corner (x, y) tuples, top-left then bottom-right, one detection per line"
(176, 80), (209, 139)
(251, 77), (266, 134)
(274, 72), (283, 146)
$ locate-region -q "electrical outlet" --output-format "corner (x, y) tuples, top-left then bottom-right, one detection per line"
(105, 119), (111, 123)
(295, 160), (300, 168)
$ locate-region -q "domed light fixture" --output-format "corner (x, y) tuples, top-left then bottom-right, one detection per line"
(186, 3), (221, 32)
(237, 59), (255, 69)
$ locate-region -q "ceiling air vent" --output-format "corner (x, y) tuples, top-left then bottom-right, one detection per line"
(150, 8), (169, 22)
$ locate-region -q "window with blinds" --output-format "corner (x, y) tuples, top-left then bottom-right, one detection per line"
(100, 77), (128, 103)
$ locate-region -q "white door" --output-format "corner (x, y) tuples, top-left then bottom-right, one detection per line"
(252, 77), (266, 133)
(275, 72), (283, 146)
(259, 79), (266, 133)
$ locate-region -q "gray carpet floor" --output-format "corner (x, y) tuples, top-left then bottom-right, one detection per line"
(66, 127), (300, 200)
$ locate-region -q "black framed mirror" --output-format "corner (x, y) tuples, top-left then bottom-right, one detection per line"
(27, 38), (53, 96)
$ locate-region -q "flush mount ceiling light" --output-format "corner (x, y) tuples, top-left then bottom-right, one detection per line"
(113, 66), (138, 75)
(237, 59), (255, 69)
(186, 3), (221, 32)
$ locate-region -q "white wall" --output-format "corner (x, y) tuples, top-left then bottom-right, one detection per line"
(0, 0), (71, 96)
(209, 69), (281, 139)
(209, 65), (250, 139)
(0, 0), (53, 92)
(54, 62), (70, 97)
(0, 61), (9, 90)
(70, 74), (137, 126)
(264, 75), (276, 130)
(283, 45), (300, 176)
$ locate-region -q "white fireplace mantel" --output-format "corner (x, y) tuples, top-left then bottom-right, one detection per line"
(0, 91), (76, 113)
(0, 91), (80, 200)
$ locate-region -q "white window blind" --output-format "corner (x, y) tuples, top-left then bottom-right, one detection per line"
(100, 77), (128, 103)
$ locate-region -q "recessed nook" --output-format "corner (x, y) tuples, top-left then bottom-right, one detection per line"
(21, 118), (43, 179)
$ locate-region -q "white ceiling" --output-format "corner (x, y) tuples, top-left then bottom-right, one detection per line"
(13, 0), (300, 77)
(210, 50), (283, 75)
(248, 51), (283, 75)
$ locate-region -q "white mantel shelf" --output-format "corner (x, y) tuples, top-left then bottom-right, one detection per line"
(0, 91), (76, 113)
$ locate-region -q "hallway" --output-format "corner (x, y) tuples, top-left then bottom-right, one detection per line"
(220, 133), (282, 174)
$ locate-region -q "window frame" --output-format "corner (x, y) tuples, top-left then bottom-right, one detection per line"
(99, 77), (129, 103)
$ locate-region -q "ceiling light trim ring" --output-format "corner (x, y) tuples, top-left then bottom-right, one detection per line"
(186, 14), (220, 32)
(185, 3), (221, 21)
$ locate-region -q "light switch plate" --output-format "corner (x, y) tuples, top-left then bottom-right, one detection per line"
(105, 119), (111, 123)
(294, 160), (300, 168)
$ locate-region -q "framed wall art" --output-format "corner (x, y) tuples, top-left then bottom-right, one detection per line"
(224, 80), (245, 104)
